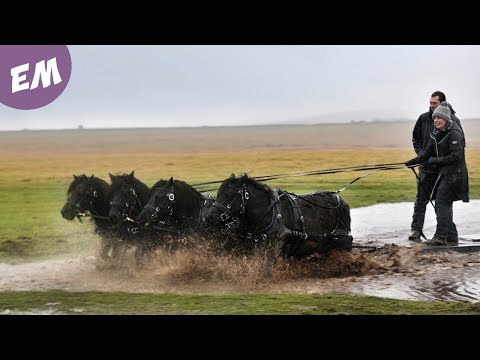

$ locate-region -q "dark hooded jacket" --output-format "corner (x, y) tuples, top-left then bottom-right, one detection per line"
(412, 103), (465, 174)
(408, 121), (469, 203)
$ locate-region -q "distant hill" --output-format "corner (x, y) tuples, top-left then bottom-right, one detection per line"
(273, 109), (413, 125)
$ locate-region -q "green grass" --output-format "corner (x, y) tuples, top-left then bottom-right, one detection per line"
(1, 148), (479, 263)
(1, 290), (479, 314)
(0, 182), (98, 263)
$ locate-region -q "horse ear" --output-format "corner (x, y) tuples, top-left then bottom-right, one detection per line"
(90, 174), (95, 180)
(73, 174), (79, 180)
(109, 173), (115, 181)
(129, 171), (135, 178)
(169, 177), (174, 184)
(229, 173), (235, 179)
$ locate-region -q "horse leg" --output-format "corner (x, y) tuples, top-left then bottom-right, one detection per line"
(110, 239), (127, 259)
(99, 236), (113, 260)
(134, 241), (152, 268)
(327, 229), (353, 251)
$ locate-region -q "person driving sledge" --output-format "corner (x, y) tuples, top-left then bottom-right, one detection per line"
(405, 102), (469, 245)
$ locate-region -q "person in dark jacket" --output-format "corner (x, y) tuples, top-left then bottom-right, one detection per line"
(408, 91), (465, 241)
(405, 103), (469, 245)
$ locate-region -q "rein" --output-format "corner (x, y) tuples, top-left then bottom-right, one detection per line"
(191, 162), (407, 189)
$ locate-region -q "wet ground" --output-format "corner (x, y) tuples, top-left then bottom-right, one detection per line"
(344, 200), (480, 301)
(1, 201), (479, 302)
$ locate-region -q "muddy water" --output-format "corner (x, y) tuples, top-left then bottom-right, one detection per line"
(1, 201), (479, 302)
(344, 200), (480, 301)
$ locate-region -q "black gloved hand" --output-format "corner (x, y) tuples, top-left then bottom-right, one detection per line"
(405, 159), (416, 167)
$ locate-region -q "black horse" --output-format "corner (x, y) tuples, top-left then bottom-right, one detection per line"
(61, 174), (114, 258)
(137, 177), (215, 238)
(107, 171), (152, 261)
(205, 174), (353, 258)
(108, 171), (151, 227)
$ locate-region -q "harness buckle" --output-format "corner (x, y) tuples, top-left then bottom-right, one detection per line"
(129, 227), (139, 234)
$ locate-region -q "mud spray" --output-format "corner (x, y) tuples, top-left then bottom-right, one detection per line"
(2, 231), (480, 301)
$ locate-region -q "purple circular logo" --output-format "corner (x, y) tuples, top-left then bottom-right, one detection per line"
(0, 45), (71, 110)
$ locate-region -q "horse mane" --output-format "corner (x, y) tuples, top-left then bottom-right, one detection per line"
(67, 175), (88, 194)
(108, 173), (150, 204)
(221, 173), (271, 194)
(152, 178), (203, 216)
(68, 175), (109, 196)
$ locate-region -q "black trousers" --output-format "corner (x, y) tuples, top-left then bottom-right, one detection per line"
(434, 201), (458, 240)
(411, 170), (439, 231)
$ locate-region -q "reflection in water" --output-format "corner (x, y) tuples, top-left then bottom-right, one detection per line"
(345, 267), (480, 302)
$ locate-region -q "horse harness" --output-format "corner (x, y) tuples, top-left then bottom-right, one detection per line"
(213, 183), (350, 244)
(212, 184), (308, 243)
(143, 186), (213, 233)
(67, 188), (110, 224)
(109, 187), (144, 233)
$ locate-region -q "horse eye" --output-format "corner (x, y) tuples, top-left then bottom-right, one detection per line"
(125, 203), (129, 208)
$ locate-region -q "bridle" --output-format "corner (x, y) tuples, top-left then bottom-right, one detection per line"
(142, 186), (210, 233)
(142, 186), (176, 223)
(66, 187), (103, 222)
(211, 182), (278, 241)
(211, 183), (249, 228)
(110, 187), (143, 223)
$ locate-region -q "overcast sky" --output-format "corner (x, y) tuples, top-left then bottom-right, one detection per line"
(1, 45), (479, 130)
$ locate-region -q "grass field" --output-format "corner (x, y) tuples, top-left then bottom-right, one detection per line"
(1, 123), (479, 263)
(1, 290), (479, 314)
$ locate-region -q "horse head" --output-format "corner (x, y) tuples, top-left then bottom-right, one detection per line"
(137, 177), (176, 226)
(61, 174), (109, 221)
(107, 171), (150, 226)
(137, 177), (210, 232)
(205, 173), (269, 230)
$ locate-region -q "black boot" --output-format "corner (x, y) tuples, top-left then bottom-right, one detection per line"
(425, 235), (447, 246)
(408, 229), (421, 241)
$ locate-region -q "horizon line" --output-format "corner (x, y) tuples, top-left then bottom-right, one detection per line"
(0, 118), (416, 132)
(1, 117), (478, 133)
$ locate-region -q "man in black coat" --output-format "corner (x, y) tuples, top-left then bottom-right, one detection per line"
(408, 91), (464, 241)
(406, 103), (469, 245)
